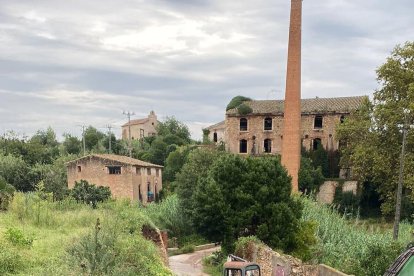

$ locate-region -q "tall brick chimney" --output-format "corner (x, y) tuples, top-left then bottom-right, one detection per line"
(281, 0), (302, 192)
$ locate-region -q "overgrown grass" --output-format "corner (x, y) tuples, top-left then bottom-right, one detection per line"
(0, 192), (172, 275)
(301, 196), (412, 275)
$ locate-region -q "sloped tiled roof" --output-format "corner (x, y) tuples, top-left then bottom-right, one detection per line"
(226, 96), (367, 115)
(122, 118), (149, 127)
(66, 154), (163, 168)
(204, 120), (225, 130)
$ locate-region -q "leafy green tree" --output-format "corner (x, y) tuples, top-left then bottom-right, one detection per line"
(84, 126), (106, 152)
(176, 151), (306, 254)
(62, 133), (82, 155)
(156, 117), (191, 144)
(0, 176), (15, 210)
(163, 146), (193, 183)
(337, 42), (414, 216)
(70, 180), (111, 208)
(299, 157), (325, 193)
(0, 153), (33, 191)
(175, 148), (223, 218)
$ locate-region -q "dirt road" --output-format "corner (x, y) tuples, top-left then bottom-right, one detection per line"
(169, 246), (220, 276)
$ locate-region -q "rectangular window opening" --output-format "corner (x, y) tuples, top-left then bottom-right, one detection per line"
(108, 166), (121, 174)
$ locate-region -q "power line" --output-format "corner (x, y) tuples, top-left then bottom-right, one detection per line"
(106, 125), (113, 154)
(123, 111), (135, 157)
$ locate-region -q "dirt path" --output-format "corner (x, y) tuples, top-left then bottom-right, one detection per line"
(169, 246), (220, 276)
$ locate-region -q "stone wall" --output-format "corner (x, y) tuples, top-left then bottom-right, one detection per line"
(67, 156), (162, 203)
(237, 241), (351, 276)
(225, 113), (344, 155)
(317, 180), (358, 204)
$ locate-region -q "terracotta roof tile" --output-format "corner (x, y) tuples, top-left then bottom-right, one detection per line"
(226, 96), (368, 115)
(204, 120), (225, 130)
(66, 154), (163, 168)
(122, 118), (149, 127)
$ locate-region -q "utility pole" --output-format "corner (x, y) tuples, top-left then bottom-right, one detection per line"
(393, 109), (413, 240)
(123, 111), (135, 157)
(78, 125), (86, 156)
(106, 125), (113, 154)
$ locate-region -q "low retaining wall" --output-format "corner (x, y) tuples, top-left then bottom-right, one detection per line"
(236, 241), (352, 276)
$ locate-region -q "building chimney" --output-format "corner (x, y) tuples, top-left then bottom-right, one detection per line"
(281, 0), (302, 193)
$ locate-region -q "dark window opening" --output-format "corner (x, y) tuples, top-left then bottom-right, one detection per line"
(77, 166), (81, 172)
(136, 167), (141, 175)
(313, 138), (322, 150)
(264, 117), (272, 130)
(314, 115), (323, 129)
(156, 169), (159, 177)
(213, 132), (218, 142)
(147, 182), (154, 202)
(147, 168), (151, 175)
(140, 129), (145, 138)
(340, 115), (345, 123)
(240, 118), (248, 131)
(264, 139), (272, 153)
(139, 187), (142, 202)
(108, 166), (121, 174)
(239, 139), (247, 153)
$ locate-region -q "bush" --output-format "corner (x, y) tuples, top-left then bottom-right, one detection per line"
(4, 227), (33, 247)
(70, 180), (111, 208)
(226, 96), (252, 111)
(237, 103), (253, 115)
(0, 176), (15, 210)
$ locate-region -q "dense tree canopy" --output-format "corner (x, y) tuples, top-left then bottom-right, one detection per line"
(337, 42), (414, 215)
(175, 149), (305, 253)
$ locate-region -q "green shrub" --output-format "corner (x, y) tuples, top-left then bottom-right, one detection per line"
(0, 242), (24, 274)
(237, 103), (253, 115)
(180, 244), (195, 254)
(70, 179), (111, 208)
(4, 227), (33, 247)
(0, 176), (15, 210)
(226, 96), (252, 111)
(358, 241), (403, 276)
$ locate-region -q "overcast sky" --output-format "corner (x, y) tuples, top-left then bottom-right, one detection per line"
(1, 0), (413, 140)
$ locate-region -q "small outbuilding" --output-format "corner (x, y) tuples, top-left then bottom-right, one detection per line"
(66, 154), (163, 204)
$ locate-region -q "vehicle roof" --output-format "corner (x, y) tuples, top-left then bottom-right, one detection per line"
(224, 261), (260, 269)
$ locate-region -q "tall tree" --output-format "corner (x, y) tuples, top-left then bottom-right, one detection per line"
(337, 42), (414, 216)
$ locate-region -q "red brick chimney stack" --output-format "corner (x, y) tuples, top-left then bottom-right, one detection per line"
(281, 0), (302, 193)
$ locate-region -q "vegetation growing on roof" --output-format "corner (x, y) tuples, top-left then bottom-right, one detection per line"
(226, 96), (252, 111)
(237, 103), (253, 115)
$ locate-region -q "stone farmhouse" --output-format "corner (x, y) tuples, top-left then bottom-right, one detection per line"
(206, 96), (367, 156)
(66, 154), (163, 204)
(122, 111), (158, 140)
(204, 120), (225, 143)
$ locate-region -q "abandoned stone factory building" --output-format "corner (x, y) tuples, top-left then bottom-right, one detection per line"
(66, 154), (163, 204)
(205, 96), (367, 156)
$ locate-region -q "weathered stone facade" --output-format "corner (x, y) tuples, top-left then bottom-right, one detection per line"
(204, 120), (226, 144)
(66, 154), (162, 204)
(224, 96), (367, 156)
(122, 111), (158, 140)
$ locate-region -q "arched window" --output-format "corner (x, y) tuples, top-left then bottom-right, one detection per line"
(239, 139), (247, 153)
(264, 117), (272, 130)
(314, 115), (323, 129)
(240, 118), (248, 131)
(313, 138), (322, 150)
(213, 132), (218, 142)
(264, 139), (272, 153)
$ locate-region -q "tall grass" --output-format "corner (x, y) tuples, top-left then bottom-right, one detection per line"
(301, 196), (412, 275)
(141, 194), (191, 238)
(0, 192), (172, 275)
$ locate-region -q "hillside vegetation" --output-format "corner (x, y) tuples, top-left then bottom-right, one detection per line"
(0, 192), (172, 275)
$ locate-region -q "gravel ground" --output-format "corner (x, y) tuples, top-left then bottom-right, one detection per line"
(169, 246), (220, 276)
